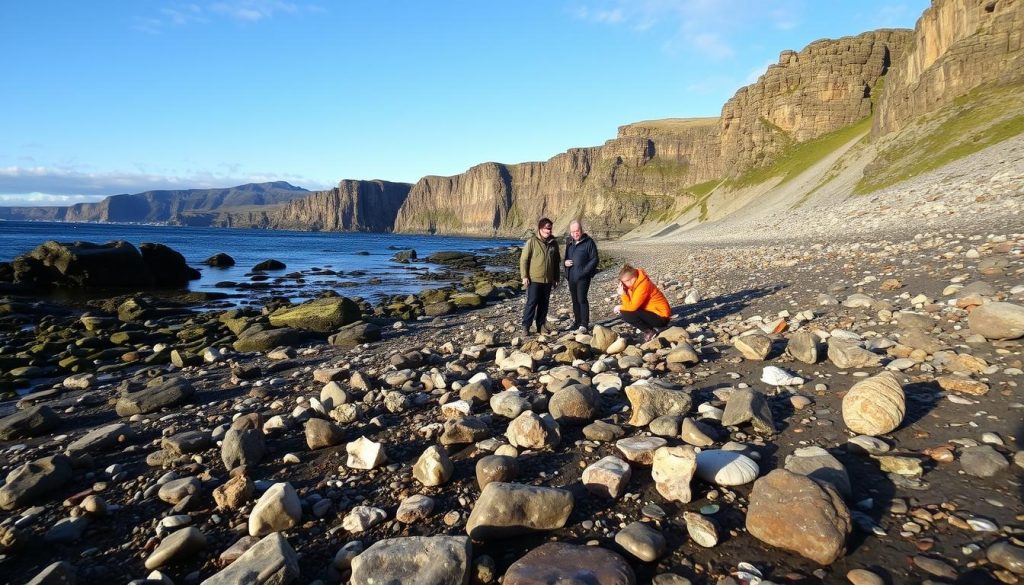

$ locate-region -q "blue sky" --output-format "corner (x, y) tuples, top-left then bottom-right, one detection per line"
(0, 0), (929, 206)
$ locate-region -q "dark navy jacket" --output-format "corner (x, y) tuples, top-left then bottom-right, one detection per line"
(564, 234), (598, 282)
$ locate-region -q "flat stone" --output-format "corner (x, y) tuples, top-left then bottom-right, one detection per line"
(65, 423), (134, 457)
(721, 388), (774, 434)
(616, 436), (668, 466)
(784, 446), (851, 500)
(968, 302), (1024, 340)
(201, 532), (299, 585)
(912, 555), (958, 579)
(960, 445), (1009, 478)
(25, 561), (77, 585)
(615, 521), (666, 562)
(158, 477), (201, 505)
(683, 511), (719, 547)
(0, 455), (73, 510)
(115, 376), (194, 416)
(465, 482), (573, 540)
(44, 517), (89, 543)
(503, 542), (635, 585)
(350, 536), (471, 585)
(846, 568), (884, 585)
(145, 526), (207, 569)
(0, 405), (61, 440)
(986, 541), (1024, 575)
(695, 449), (759, 486)
(583, 420), (625, 442)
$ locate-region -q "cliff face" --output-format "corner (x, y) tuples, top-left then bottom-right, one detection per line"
(875, 0), (1024, 135)
(720, 29), (912, 171)
(391, 30), (910, 237)
(392, 119), (722, 237)
(263, 180), (411, 232)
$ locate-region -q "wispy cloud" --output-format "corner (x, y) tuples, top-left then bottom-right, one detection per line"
(134, 0), (318, 33)
(571, 0), (806, 60)
(0, 166), (331, 207)
(744, 59), (775, 84)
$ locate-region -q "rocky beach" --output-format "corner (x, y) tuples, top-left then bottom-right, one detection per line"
(0, 133), (1022, 585)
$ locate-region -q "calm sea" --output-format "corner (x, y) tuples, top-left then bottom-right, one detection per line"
(0, 221), (520, 304)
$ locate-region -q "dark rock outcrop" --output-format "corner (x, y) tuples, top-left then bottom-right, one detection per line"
(11, 240), (199, 290)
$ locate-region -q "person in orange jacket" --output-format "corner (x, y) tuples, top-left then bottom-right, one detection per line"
(613, 263), (671, 342)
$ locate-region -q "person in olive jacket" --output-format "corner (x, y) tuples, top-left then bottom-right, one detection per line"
(520, 217), (561, 334)
(564, 219), (599, 331)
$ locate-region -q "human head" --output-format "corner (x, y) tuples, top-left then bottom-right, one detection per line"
(569, 220), (582, 242)
(619, 264), (638, 286)
(537, 217), (553, 237)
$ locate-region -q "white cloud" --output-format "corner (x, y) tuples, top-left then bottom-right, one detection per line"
(135, 0), (311, 32)
(0, 166), (332, 207)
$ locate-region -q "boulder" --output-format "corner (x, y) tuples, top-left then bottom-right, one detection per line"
(582, 455), (632, 499)
(232, 327), (307, 352)
(13, 240), (154, 289)
(204, 252), (235, 267)
(0, 455), (73, 510)
(828, 340), (882, 369)
(784, 446), (852, 500)
(139, 242), (201, 287)
(413, 445), (454, 486)
(0, 405), (61, 440)
(269, 297), (360, 333)
(625, 381), (692, 427)
(786, 330), (822, 364)
(115, 376), (194, 416)
(65, 422), (134, 457)
(506, 411), (561, 450)
(248, 483), (301, 537)
(503, 542), (635, 585)
(252, 259), (286, 271)
(465, 482), (573, 540)
(746, 469), (851, 565)
(721, 388), (774, 434)
(968, 302), (1024, 340)
(548, 383), (600, 425)
(328, 320), (381, 348)
(200, 533), (299, 585)
(842, 372), (905, 436)
(350, 536), (471, 585)
(734, 333), (772, 360)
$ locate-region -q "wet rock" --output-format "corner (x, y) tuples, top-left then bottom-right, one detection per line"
(503, 542), (635, 585)
(652, 445), (697, 503)
(269, 296), (360, 332)
(350, 536), (471, 585)
(615, 521), (666, 562)
(0, 405), (61, 440)
(0, 455), (73, 510)
(986, 541), (1024, 575)
(582, 455), (632, 499)
(248, 482), (301, 537)
(413, 445), (454, 486)
(466, 482), (573, 539)
(201, 532), (299, 585)
(145, 526), (207, 569)
(746, 469), (851, 565)
(204, 252), (235, 267)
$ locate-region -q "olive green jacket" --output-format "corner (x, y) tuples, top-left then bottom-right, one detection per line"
(519, 233), (561, 284)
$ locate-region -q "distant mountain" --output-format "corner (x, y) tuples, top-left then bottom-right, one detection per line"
(0, 181), (310, 224)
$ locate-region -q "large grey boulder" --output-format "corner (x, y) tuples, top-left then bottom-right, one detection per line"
(0, 455), (73, 510)
(350, 536), (471, 585)
(0, 404), (61, 440)
(115, 376), (194, 416)
(12, 240), (153, 289)
(200, 533), (299, 585)
(233, 327), (307, 352)
(465, 482), (573, 540)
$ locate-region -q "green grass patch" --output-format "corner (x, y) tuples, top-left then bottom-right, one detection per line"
(856, 81), (1024, 194)
(726, 116), (873, 189)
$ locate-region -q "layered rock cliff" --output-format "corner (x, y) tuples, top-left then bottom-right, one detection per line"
(262, 180), (411, 232)
(875, 0), (1024, 135)
(391, 30), (910, 237)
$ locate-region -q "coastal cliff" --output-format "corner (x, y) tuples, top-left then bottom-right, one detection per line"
(874, 0), (1024, 136)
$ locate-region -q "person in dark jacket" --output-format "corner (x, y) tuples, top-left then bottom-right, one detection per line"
(519, 217), (561, 334)
(564, 219), (599, 331)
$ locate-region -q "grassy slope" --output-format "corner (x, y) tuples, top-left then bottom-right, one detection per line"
(856, 80), (1024, 193)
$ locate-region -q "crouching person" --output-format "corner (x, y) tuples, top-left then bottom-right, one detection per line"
(613, 263), (670, 342)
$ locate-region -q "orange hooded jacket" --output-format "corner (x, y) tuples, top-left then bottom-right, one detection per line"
(620, 268), (671, 318)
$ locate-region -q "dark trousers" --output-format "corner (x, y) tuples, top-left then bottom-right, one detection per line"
(568, 277), (592, 327)
(620, 309), (670, 332)
(522, 282), (553, 330)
